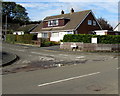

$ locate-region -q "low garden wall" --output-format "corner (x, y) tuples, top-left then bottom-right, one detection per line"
(61, 34), (120, 51)
(60, 42), (120, 51)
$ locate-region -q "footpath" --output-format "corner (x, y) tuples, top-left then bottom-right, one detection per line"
(1, 52), (18, 66)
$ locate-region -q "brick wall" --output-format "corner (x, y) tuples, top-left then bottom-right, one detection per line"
(60, 42), (120, 51)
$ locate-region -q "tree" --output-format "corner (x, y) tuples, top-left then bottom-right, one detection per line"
(2, 2), (29, 24)
(97, 17), (113, 30)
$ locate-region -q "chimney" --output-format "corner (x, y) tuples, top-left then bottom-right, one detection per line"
(61, 10), (64, 14)
(71, 8), (74, 13)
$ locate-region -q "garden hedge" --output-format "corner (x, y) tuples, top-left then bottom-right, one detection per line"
(63, 34), (120, 44)
(6, 34), (37, 44)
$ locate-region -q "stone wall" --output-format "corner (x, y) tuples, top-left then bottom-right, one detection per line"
(60, 42), (120, 51)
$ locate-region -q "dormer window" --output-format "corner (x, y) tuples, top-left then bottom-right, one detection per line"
(48, 20), (59, 26)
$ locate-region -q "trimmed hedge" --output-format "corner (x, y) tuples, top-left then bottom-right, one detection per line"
(63, 34), (120, 44)
(6, 34), (37, 44)
(40, 38), (60, 47)
(6, 34), (16, 43)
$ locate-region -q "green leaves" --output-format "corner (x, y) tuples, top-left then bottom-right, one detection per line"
(63, 34), (120, 44)
(6, 34), (36, 44)
(2, 2), (29, 24)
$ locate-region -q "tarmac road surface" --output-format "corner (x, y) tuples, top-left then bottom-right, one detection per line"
(2, 42), (119, 94)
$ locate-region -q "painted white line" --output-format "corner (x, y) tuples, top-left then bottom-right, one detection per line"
(16, 60), (22, 64)
(16, 49), (25, 52)
(116, 67), (120, 70)
(38, 72), (100, 87)
(76, 56), (85, 59)
(31, 52), (41, 55)
(50, 55), (54, 56)
(22, 60), (30, 64)
(64, 55), (68, 56)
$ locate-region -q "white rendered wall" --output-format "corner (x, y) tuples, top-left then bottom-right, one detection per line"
(50, 31), (73, 41)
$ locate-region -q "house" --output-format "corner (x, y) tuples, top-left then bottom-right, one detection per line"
(13, 24), (38, 35)
(31, 9), (102, 41)
(114, 23), (120, 31)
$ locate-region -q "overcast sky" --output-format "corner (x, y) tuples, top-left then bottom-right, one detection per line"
(4, 0), (119, 28)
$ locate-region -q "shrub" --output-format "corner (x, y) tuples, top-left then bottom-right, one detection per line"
(42, 41), (51, 47)
(41, 40), (60, 47)
(6, 34), (37, 44)
(6, 34), (16, 43)
(63, 34), (120, 44)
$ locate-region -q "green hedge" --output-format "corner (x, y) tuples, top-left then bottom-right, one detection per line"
(63, 34), (120, 44)
(6, 34), (16, 43)
(6, 34), (36, 44)
(40, 38), (60, 47)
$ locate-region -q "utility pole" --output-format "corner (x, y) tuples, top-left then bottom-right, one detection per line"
(5, 15), (7, 41)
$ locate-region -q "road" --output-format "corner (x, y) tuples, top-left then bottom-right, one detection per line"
(2, 42), (119, 94)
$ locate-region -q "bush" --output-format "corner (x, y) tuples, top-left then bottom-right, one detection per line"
(6, 34), (36, 44)
(63, 34), (120, 44)
(6, 34), (16, 43)
(40, 38), (60, 47)
(42, 41), (51, 47)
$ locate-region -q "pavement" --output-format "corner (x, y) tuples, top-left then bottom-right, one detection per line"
(2, 42), (119, 94)
(1, 51), (18, 66)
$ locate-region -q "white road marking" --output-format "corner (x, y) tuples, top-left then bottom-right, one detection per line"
(59, 54), (68, 56)
(116, 67), (120, 70)
(16, 49), (25, 52)
(22, 60), (30, 64)
(38, 72), (100, 87)
(64, 55), (68, 56)
(16, 60), (22, 64)
(31, 52), (42, 55)
(50, 55), (54, 56)
(76, 56), (85, 59)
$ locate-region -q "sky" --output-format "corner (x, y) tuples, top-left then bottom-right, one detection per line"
(4, 0), (120, 28)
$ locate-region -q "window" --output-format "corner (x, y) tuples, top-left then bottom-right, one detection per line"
(48, 20), (59, 26)
(88, 20), (92, 25)
(42, 33), (48, 38)
(93, 20), (96, 26)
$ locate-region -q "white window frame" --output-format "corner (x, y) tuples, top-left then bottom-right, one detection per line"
(88, 20), (92, 25)
(48, 20), (59, 26)
(42, 33), (48, 38)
